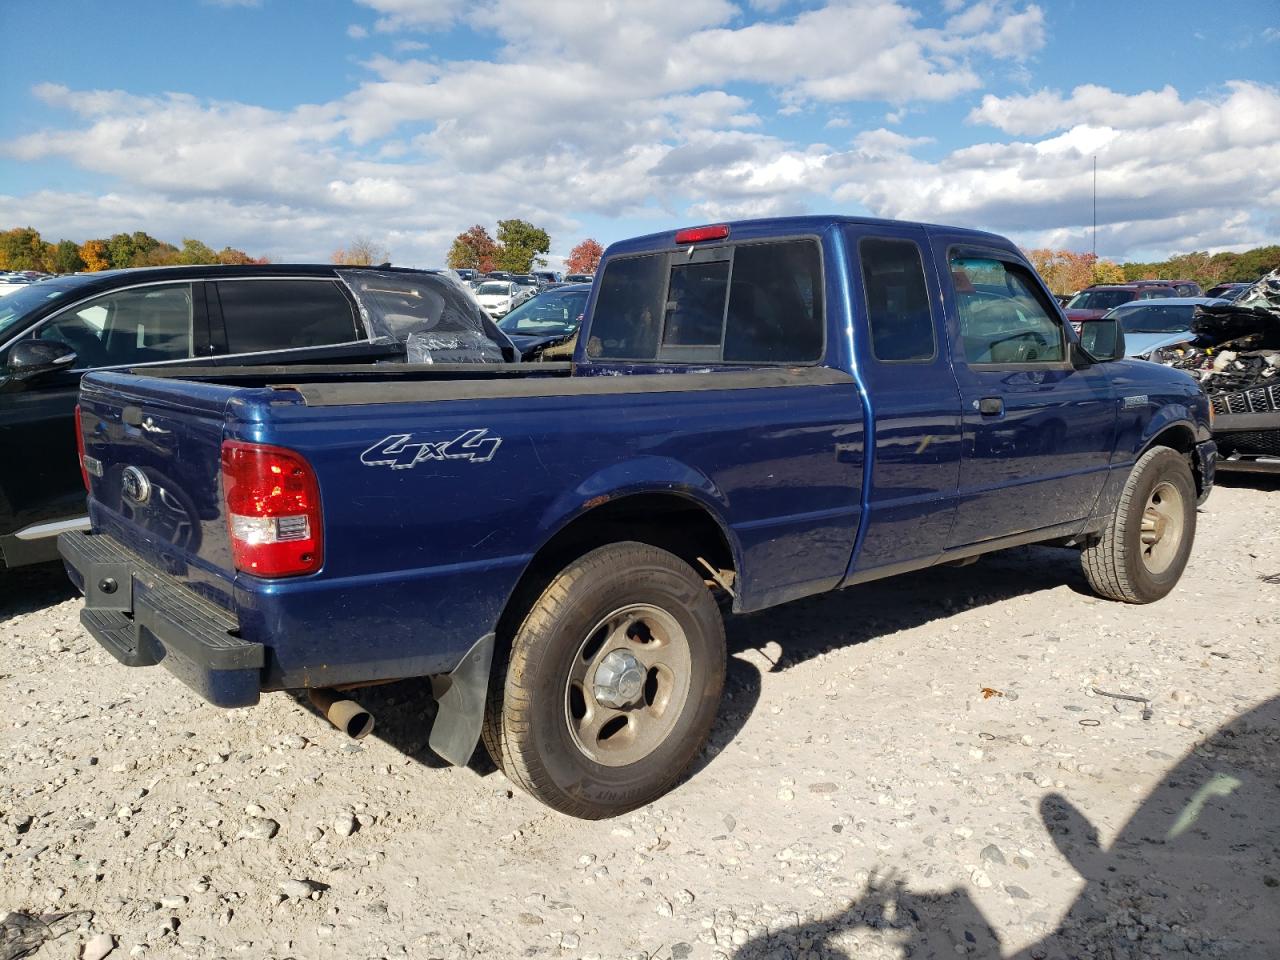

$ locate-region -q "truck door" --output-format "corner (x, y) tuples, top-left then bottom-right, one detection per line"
(939, 246), (1116, 546)
(841, 223), (964, 580)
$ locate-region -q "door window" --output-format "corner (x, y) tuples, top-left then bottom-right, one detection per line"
(858, 238), (935, 362)
(37, 284), (193, 368)
(949, 257), (1064, 365)
(215, 279), (360, 355)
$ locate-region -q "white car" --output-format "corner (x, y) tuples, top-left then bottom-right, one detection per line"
(474, 280), (523, 318)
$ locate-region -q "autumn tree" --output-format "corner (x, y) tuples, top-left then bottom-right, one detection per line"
(79, 239), (110, 272)
(447, 225), (499, 272)
(0, 227), (52, 271)
(494, 219), (550, 273)
(176, 238), (219, 265)
(565, 238), (603, 275)
(216, 246), (256, 265)
(331, 237), (390, 266)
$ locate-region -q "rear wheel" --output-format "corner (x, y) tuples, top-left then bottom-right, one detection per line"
(1081, 446), (1196, 603)
(482, 542), (725, 818)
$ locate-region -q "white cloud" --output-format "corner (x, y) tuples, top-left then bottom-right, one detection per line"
(347, 23), (369, 38)
(3, 3), (1271, 263)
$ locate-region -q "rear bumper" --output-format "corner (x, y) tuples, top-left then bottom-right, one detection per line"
(58, 530), (262, 707)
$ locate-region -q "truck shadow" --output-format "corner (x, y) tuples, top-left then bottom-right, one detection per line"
(0, 560), (77, 628)
(728, 694), (1280, 959)
(333, 544), (1096, 780)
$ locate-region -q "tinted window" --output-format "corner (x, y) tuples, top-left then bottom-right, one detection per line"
(37, 283), (192, 368)
(1112, 303), (1196, 333)
(1067, 289), (1135, 310)
(663, 260), (729, 346)
(216, 279), (359, 355)
(950, 257), (1064, 364)
(858, 237), (934, 362)
(588, 254), (666, 360)
(723, 240), (823, 362)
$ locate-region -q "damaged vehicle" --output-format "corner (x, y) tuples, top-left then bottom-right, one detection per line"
(496, 283), (590, 361)
(1146, 270), (1280, 472)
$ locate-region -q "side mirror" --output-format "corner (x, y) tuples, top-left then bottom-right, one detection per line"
(6, 339), (78, 378)
(1076, 317), (1125, 362)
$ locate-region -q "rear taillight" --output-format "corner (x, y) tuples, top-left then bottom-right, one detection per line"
(221, 440), (323, 577)
(74, 404), (90, 491)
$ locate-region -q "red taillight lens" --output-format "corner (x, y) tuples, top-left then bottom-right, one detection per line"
(221, 440), (323, 577)
(74, 404), (90, 491)
(674, 224), (730, 244)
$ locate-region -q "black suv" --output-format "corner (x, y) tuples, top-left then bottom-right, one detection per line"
(0, 263), (512, 568)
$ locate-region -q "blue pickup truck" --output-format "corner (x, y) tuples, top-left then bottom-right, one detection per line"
(60, 216), (1215, 818)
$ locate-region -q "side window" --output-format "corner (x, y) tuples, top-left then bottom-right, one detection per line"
(215, 279), (359, 355)
(949, 256), (1064, 365)
(724, 240), (823, 362)
(858, 238), (934, 362)
(588, 254), (667, 360)
(37, 284), (192, 368)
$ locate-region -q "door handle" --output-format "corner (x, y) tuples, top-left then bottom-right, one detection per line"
(978, 397), (1003, 416)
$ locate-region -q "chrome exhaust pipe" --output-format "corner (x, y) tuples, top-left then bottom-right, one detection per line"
(308, 688), (375, 740)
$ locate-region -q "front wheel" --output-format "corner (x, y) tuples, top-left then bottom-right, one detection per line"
(1081, 446), (1197, 603)
(482, 542), (726, 818)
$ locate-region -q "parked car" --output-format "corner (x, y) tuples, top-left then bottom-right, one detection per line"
(496, 283), (590, 360)
(563, 273), (594, 284)
(1103, 297), (1226, 358)
(61, 215), (1213, 818)
(0, 273), (33, 297)
(0, 264), (513, 569)
(474, 280), (527, 318)
(1064, 283), (1179, 324)
(532, 270), (561, 285)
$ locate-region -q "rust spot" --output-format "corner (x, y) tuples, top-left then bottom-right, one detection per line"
(981, 687), (1003, 699)
(583, 495), (610, 510)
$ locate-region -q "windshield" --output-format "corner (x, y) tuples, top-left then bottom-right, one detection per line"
(497, 289), (589, 335)
(1111, 303), (1197, 333)
(1067, 289), (1136, 310)
(477, 282), (512, 296)
(0, 276), (94, 341)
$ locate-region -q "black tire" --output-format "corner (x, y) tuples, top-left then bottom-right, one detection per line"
(482, 542), (726, 819)
(1081, 446), (1197, 603)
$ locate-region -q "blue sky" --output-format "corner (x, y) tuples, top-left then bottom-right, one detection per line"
(1, 0), (1277, 268)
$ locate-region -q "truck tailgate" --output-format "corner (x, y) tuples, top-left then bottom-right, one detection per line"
(77, 371), (242, 596)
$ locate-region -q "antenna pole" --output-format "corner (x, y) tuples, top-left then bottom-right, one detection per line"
(1092, 155), (1097, 260)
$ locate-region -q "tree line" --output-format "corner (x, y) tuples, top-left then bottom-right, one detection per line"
(1025, 245), (1280, 295)
(447, 220), (603, 275)
(0, 226), (267, 274)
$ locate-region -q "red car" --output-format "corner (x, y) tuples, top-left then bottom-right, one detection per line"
(1064, 283), (1179, 325)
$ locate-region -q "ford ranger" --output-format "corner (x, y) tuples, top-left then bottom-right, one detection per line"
(59, 216), (1216, 819)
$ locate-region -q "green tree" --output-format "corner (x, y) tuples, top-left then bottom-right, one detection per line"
(177, 238), (218, 265)
(494, 219), (550, 273)
(106, 232), (140, 269)
(447, 225), (499, 272)
(51, 239), (86, 273)
(0, 227), (52, 271)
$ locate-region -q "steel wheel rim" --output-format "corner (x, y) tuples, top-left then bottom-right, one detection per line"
(564, 603), (693, 767)
(1139, 480), (1184, 575)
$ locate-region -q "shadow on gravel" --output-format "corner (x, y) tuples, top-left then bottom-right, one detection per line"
(691, 543), (1090, 776)
(731, 695), (1280, 959)
(0, 560), (76, 627)
(1213, 468), (1280, 492)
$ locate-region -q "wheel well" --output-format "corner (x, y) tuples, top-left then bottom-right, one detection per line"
(1143, 424), (1204, 496)
(494, 493), (735, 647)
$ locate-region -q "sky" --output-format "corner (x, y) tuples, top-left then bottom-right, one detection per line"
(1, 0), (1277, 271)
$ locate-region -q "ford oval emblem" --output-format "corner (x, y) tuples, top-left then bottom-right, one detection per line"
(121, 466), (152, 505)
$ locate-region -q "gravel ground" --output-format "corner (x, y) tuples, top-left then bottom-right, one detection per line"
(2, 475), (1277, 960)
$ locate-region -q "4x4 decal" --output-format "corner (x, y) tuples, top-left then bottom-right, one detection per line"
(360, 429), (502, 469)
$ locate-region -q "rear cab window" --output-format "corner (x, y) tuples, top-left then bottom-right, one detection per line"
(586, 237), (824, 365)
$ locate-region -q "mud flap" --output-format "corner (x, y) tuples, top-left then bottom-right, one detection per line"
(428, 633), (495, 765)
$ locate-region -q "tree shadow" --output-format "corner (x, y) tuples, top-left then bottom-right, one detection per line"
(731, 694), (1280, 959)
(0, 560), (77, 628)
